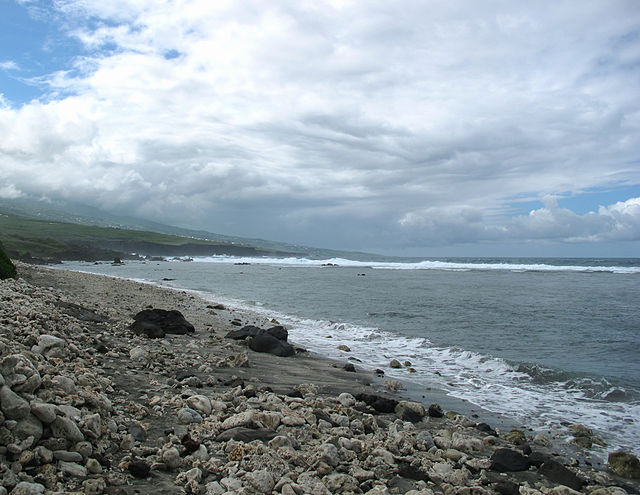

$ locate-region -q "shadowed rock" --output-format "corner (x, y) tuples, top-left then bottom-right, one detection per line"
(130, 309), (195, 338)
(248, 334), (295, 357)
(538, 460), (585, 490)
(490, 448), (529, 472)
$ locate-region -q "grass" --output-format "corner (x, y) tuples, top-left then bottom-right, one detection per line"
(0, 212), (261, 260)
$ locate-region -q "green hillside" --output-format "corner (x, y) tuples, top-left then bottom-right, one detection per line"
(0, 212), (278, 262)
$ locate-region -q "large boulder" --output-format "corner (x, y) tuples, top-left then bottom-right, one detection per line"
(130, 309), (195, 338)
(248, 334), (295, 357)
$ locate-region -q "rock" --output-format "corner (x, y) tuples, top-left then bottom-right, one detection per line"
(31, 334), (66, 356)
(383, 379), (405, 391)
(29, 402), (57, 424)
(82, 478), (106, 495)
(248, 334), (295, 357)
(177, 407), (202, 424)
(59, 460), (88, 477)
(220, 410), (258, 430)
(490, 448), (530, 472)
(338, 392), (356, 407)
(8, 482), (45, 495)
(533, 433), (552, 447)
(13, 414), (42, 443)
(225, 325), (264, 340)
(215, 427), (278, 443)
(390, 359), (402, 368)
(343, 363), (356, 372)
(538, 460), (585, 490)
(337, 345), (351, 352)
(50, 375), (77, 394)
(608, 451), (640, 479)
(130, 308), (195, 338)
(162, 446), (182, 469)
(245, 469), (275, 493)
(398, 461), (430, 481)
(395, 401), (426, 422)
(186, 395), (212, 416)
(86, 458), (103, 474)
(1, 385), (30, 419)
(1, 355), (41, 393)
(504, 428), (527, 445)
(53, 450), (83, 462)
(266, 325), (288, 341)
(128, 460), (150, 478)
(129, 346), (149, 362)
(51, 416), (84, 443)
(356, 393), (399, 413)
(428, 403), (444, 418)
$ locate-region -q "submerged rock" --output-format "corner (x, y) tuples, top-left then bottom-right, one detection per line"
(608, 451), (640, 479)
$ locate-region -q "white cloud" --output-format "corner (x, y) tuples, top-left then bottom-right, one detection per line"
(1, 0), (639, 253)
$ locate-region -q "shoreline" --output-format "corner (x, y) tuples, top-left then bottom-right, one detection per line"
(1, 262), (638, 494)
(50, 261), (625, 464)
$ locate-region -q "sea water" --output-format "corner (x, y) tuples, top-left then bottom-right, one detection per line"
(61, 256), (640, 457)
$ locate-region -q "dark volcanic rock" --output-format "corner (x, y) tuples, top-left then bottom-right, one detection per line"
(494, 480), (520, 495)
(128, 460), (150, 478)
(266, 325), (288, 341)
(226, 325), (264, 340)
(490, 448), (530, 472)
(355, 393), (399, 414)
(397, 461), (430, 481)
(527, 451), (553, 468)
(428, 403), (444, 418)
(343, 363), (356, 372)
(248, 334), (295, 357)
(538, 460), (585, 490)
(130, 309), (195, 338)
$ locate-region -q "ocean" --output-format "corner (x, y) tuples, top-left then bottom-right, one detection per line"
(61, 256), (640, 458)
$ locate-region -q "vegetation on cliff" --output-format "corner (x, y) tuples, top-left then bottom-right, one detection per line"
(0, 241), (17, 279)
(0, 212), (283, 263)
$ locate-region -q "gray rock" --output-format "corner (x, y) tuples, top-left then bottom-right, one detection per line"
(8, 481), (45, 495)
(83, 413), (102, 439)
(186, 394), (212, 416)
(51, 416), (84, 443)
(245, 469), (275, 494)
(50, 375), (77, 395)
(31, 334), (66, 355)
(0, 385), (30, 419)
(53, 450), (84, 462)
(59, 460), (88, 477)
(162, 447), (181, 469)
(1, 355), (41, 393)
(14, 414), (43, 443)
(30, 402), (57, 424)
(177, 407), (203, 424)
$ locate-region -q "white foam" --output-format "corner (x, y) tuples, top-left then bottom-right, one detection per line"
(190, 256), (640, 274)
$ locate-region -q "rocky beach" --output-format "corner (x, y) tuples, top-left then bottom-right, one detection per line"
(1, 263), (639, 495)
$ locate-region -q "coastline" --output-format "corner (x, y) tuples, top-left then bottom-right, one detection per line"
(1, 262), (638, 494)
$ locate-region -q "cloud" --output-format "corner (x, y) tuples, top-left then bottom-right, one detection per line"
(1, 1), (640, 253)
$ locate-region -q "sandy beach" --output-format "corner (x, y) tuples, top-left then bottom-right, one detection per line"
(1, 263), (638, 495)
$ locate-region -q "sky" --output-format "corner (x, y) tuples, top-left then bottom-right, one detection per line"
(1, 0), (639, 257)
